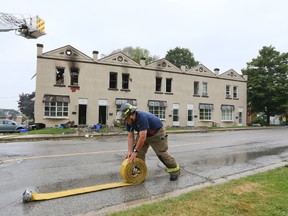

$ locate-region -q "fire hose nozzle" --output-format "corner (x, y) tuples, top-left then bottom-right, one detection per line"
(23, 190), (33, 203)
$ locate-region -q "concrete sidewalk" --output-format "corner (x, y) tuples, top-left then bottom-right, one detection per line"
(0, 126), (277, 142)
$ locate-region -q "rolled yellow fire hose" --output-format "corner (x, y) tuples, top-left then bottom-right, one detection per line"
(23, 158), (147, 203)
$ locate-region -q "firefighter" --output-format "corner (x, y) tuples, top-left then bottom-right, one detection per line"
(119, 103), (180, 181)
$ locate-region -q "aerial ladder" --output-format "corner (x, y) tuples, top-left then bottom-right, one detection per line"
(0, 12), (45, 39)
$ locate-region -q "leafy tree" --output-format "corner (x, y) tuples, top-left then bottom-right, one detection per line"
(18, 92), (35, 120)
(242, 46), (288, 125)
(112, 46), (159, 64)
(165, 47), (199, 69)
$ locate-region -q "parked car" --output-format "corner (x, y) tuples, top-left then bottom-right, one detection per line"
(0, 119), (27, 133)
(29, 122), (46, 130)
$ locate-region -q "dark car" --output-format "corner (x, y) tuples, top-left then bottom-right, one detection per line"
(0, 119), (27, 133)
(29, 123), (46, 130)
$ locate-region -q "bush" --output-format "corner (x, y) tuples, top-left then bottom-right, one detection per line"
(251, 116), (267, 126)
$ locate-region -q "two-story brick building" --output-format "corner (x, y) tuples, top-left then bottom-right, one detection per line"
(34, 44), (247, 128)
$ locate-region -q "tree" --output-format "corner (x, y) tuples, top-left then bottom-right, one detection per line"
(242, 46), (288, 125)
(18, 92), (35, 119)
(112, 46), (159, 64)
(165, 47), (199, 69)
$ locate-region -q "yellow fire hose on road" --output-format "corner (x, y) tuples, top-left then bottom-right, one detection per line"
(22, 158), (147, 203)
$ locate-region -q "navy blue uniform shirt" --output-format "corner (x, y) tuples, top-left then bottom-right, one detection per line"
(125, 111), (163, 137)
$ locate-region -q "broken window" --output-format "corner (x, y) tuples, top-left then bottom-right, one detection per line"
(155, 77), (162, 92)
(166, 78), (172, 93)
(56, 67), (64, 85)
(122, 73), (129, 89)
(70, 68), (79, 86)
(109, 72), (118, 89)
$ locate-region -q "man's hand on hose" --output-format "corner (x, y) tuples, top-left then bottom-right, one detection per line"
(126, 151), (137, 163)
(126, 150), (132, 159)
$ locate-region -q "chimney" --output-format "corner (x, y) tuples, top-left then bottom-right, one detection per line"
(37, 44), (43, 56)
(93, 51), (99, 61)
(214, 68), (220, 76)
(140, 57), (146, 67)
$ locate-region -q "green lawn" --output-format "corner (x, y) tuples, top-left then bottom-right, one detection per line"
(108, 166), (288, 216)
(25, 127), (76, 134)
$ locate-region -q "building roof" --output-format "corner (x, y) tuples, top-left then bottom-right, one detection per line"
(0, 108), (22, 118)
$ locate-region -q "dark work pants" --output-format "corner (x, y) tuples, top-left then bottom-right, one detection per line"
(135, 128), (180, 174)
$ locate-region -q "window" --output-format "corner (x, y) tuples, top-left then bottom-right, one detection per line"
(109, 72), (118, 89)
(226, 85), (231, 98)
(115, 98), (137, 114)
(56, 67), (64, 85)
(221, 105), (234, 121)
(188, 109), (193, 121)
(202, 82), (208, 96)
(148, 100), (167, 119)
(166, 78), (172, 93)
(43, 95), (69, 117)
(199, 103), (213, 120)
(233, 86), (238, 98)
(194, 81), (199, 95)
(122, 73), (129, 90)
(155, 77), (162, 92)
(44, 102), (68, 117)
(173, 108), (179, 122)
(70, 68), (79, 86)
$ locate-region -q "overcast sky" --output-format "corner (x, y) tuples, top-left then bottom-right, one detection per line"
(1, 0), (288, 110)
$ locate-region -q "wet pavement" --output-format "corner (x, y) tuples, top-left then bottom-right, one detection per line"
(0, 127), (287, 215)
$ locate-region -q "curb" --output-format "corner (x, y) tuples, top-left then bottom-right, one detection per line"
(0, 126), (277, 142)
(90, 161), (288, 216)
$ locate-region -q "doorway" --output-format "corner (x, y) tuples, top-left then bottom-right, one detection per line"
(98, 106), (107, 125)
(78, 104), (87, 125)
(172, 103), (180, 126)
(238, 107), (243, 126)
(187, 104), (194, 126)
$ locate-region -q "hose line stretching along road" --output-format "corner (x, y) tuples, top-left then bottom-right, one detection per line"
(22, 158), (147, 202)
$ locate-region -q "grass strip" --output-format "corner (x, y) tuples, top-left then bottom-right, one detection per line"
(108, 166), (288, 216)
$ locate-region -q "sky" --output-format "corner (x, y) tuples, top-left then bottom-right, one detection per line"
(1, 0), (288, 110)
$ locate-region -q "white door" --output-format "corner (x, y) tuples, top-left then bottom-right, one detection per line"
(238, 107), (243, 126)
(187, 104), (194, 126)
(172, 103), (180, 126)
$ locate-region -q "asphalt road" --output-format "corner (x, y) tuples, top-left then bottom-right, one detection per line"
(0, 127), (287, 216)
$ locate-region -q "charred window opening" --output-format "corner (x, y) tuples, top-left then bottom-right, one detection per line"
(122, 73), (129, 89)
(109, 72), (118, 89)
(155, 77), (162, 92)
(166, 78), (172, 93)
(70, 68), (79, 86)
(56, 67), (64, 85)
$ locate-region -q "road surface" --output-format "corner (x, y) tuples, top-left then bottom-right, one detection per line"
(0, 127), (287, 215)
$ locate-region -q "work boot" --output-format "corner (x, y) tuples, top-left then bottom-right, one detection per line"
(170, 171), (180, 181)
